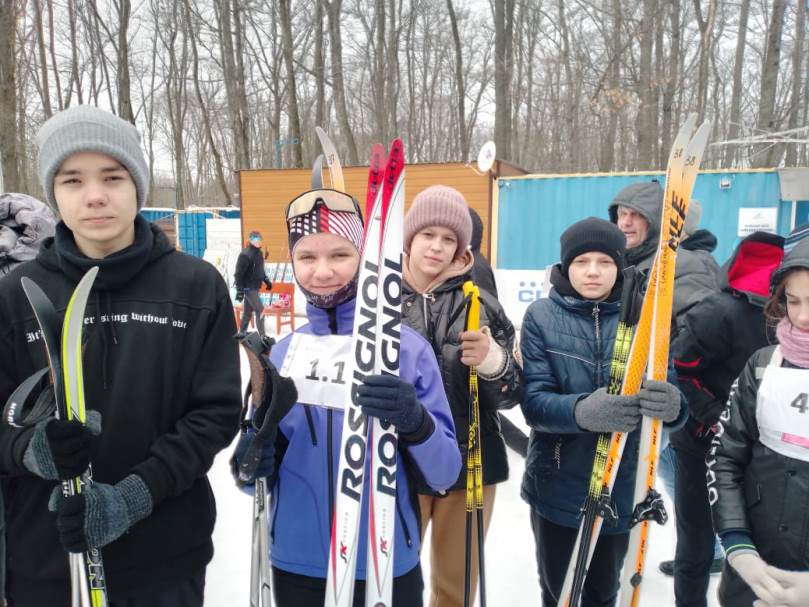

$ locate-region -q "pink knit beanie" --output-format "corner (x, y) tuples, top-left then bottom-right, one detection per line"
(404, 185), (473, 257)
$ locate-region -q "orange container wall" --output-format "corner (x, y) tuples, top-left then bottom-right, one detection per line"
(238, 162), (498, 262)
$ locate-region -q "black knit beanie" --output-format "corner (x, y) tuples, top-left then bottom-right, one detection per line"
(560, 217), (627, 276)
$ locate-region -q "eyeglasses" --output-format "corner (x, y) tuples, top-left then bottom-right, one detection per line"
(285, 189), (362, 222)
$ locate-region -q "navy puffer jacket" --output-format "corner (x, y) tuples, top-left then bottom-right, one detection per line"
(520, 267), (685, 532)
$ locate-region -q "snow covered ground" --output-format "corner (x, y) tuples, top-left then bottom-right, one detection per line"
(204, 330), (721, 606)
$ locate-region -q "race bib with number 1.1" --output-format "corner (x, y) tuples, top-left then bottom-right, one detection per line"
(280, 332), (352, 410)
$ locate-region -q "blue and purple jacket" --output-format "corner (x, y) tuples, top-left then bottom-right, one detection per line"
(266, 297), (461, 579)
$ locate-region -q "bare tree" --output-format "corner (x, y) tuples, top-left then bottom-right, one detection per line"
(693, 0), (717, 120)
(752, 0), (787, 167)
(278, 0), (304, 167)
(324, 0), (359, 165)
(0, 0), (20, 191)
(784, 0), (806, 166)
(723, 0), (750, 168)
(494, 0), (515, 162)
(446, 0), (468, 159)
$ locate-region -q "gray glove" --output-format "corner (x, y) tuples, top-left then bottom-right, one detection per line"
(49, 473), (153, 553)
(23, 411), (101, 480)
(638, 379), (682, 422)
(574, 388), (641, 433)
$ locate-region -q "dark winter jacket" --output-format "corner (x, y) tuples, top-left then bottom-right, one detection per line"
(608, 182), (719, 330)
(520, 266), (686, 532)
(402, 274), (522, 494)
(234, 243), (270, 291)
(469, 208), (498, 297)
(0, 216), (242, 603)
(670, 232), (784, 457)
(707, 346), (809, 607)
(264, 298), (461, 579)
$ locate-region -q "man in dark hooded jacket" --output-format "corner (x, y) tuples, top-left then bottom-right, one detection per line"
(667, 231), (785, 607)
(608, 182), (719, 330)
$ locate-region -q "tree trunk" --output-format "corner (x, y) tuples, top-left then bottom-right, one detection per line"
(33, 0), (52, 118)
(635, 0), (655, 169)
(278, 0), (303, 167)
(314, 0), (326, 130)
(0, 0), (20, 191)
(752, 0), (787, 167)
(784, 0), (806, 166)
(494, 0), (515, 162)
(723, 0), (750, 168)
(117, 0), (134, 122)
(324, 0), (359, 165)
(67, 0), (83, 106)
(693, 0), (717, 121)
(446, 0), (468, 159)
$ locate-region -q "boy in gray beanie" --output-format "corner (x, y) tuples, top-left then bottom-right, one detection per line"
(0, 105), (241, 605)
(402, 185), (523, 607)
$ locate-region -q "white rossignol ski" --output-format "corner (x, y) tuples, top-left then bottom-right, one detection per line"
(619, 119), (712, 607)
(557, 114), (699, 607)
(365, 140), (404, 607)
(326, 141), (404, 607)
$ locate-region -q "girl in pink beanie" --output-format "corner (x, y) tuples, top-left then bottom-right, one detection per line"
(402, 185), (523, 606)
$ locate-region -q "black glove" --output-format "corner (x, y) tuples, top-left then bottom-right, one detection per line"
(22, 411), (101, 480)
(49, 473), (153, 553)
(263, 278), (273, 290)
(638, 379), (682, 422)
(357, 374), (429, 436)
(235, 289), (245, 302)
(574, 388), (641, 433)
(230, 361), (297, 486)
(231, 428), (277, 487)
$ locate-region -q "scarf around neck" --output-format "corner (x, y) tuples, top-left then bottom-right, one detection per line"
(776, 316), (809, 369)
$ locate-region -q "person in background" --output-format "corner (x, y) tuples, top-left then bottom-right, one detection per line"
(234, 230), (272, 338)
(0, 192), (58, 607)
(520, 216), (686, 606)
(664, 232), (785, 606)
(708, 237), (809, 607)
(608, 182), (718, 331)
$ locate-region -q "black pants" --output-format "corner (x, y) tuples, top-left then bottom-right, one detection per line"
(239, 289), (265, 335)
(531, 510), (629, 607)
(673, 445), (716, 607)
(9, 569), (205, 607)
(272, 564), (423, 607)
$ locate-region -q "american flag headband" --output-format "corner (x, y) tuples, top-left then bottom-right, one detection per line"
(286, 189), (364, 250)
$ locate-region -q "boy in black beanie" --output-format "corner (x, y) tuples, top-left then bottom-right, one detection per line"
(0, 105), (241, 605)
(519, 217), (684, 605)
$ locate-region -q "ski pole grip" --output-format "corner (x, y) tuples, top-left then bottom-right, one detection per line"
(462, 281), (480, 332)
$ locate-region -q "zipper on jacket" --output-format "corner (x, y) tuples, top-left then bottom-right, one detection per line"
(554, 438), (562, 470)
(303, 406), (318, 446)
(593, 303), (602, 387)
(422, 293), (436, 343)
(395, 498), (413, 548)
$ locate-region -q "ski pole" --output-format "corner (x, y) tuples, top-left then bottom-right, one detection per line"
(462, 281), (486, 607)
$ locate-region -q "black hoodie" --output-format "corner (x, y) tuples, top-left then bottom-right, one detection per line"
(670, 231), (784, 456)
(0, 216), (241, 602)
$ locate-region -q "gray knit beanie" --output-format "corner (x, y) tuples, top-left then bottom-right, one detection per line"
(36, 105), (150, 211)
(404, 185), (473, 257)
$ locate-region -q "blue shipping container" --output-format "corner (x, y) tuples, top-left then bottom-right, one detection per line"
(176, 208), (241, 257)
(495, 170), (805, 270)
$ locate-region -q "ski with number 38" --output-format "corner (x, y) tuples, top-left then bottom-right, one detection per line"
(618, 118), (712, 607)
(326, 140), (405, 607)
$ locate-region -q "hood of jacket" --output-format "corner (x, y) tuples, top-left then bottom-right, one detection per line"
(608, 181), (663, 267)
(721, 231), (785, 306)
(681, 229), (718, 254)
(772, 234), (809, 289)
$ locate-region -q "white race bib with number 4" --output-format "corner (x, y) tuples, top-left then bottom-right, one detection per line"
(757, 348), (809, 463)
(281, 332), (352, 410)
